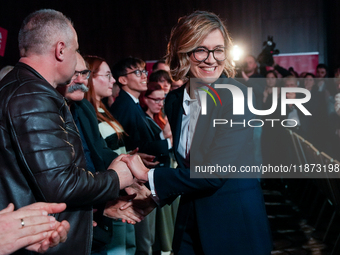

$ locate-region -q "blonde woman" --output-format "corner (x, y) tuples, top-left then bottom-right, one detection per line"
(123, 11), (272, 255)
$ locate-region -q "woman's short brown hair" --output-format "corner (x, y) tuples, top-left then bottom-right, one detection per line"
(165, 11), (235, 81)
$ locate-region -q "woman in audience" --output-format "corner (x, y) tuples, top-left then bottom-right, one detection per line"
(149, 70), (172, 95)
(139, 82), (172, 167)
(84, 55), (135, 255)
(303, 73), (316, 91)
(139, 82), (176, 255)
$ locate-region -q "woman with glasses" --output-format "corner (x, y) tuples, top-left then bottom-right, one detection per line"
(83, 55), (136, 255)
(139, 82), (176, 255)
(139, 82), (172, 167)
(122, 11), (272, 255)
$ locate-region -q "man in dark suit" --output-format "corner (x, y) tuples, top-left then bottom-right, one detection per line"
(110, 57), (171, 255)
(110, 57), (170, 158)
(123, 78), (272, 255)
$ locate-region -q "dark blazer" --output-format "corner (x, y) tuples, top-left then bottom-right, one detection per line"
(71, 99), (118, 250)
(145, 115), (170, 168)
(109, 90), (168, 157)
(72, 99), (118, 170)
(153, 79), (272, 255)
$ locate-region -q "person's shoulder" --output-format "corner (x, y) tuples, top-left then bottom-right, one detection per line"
(111, 90), (132, 108)
(1, 63), (61, 101)
(76, 98), (96, 112)
(166, 83), (185, 104)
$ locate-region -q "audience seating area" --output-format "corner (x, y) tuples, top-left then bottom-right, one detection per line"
(263, 128), (340, 255)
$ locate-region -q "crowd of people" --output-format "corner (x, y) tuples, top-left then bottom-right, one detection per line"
(236, 55), (340, 165)
(1, 7), (337, 255)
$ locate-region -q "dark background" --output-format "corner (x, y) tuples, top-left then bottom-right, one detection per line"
(0, 0), (339, 73)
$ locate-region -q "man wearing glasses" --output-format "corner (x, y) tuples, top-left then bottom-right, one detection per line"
(110, 57), (171, 255)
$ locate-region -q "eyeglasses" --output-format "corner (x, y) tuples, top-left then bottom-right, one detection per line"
(123, 69), (148, 77)
(146, 97), (165, 104)
(72, 70), (91, 80)
(95, 73), (114, 80)
(191, 47), (226, 62)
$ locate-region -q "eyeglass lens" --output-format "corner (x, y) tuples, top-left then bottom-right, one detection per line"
(193, 47), (226, 62)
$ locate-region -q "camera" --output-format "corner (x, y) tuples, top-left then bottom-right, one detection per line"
(257, 36), (280, 67)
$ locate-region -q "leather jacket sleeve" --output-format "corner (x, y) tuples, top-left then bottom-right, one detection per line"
(7, 81), (120, 208)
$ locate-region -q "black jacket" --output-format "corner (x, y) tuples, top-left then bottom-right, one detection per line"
(109, 89), (169, 156)
(0, 63), (120, 255)
(154, 80), (272, 255)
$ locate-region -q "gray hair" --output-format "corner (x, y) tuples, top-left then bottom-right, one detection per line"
(18, 9), (74, 57)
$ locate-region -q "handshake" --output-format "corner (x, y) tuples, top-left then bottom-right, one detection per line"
(104, 154), (157, 224)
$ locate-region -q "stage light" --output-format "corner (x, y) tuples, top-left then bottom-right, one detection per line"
(231, 45), (243, 61)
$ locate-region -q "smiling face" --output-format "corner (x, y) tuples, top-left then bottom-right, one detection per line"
(93, 61), (115, 101)
(119, 65), (148, 98)
(188, 29), (225, 83)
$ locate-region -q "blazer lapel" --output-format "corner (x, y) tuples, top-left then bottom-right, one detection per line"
(170, 90), (185, 154)
(121, 90), (156, 139)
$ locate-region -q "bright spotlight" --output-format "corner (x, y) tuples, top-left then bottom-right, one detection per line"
(231, 45), (243, 61)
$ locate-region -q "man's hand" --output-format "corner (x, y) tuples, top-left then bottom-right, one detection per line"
(108, 154), (134, 189)
(121, 155), (150, 183)
(104, 195), (144, 224)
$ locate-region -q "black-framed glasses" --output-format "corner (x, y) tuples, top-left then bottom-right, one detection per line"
(72, 70), (91, 80)
(191, 47), (226, 62)
(146, 96), (165, 104)
(95, 73), (114, 80)
(123, 69), (148, 77)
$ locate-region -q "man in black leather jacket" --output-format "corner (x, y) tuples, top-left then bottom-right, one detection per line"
(0, 9), (134, 255)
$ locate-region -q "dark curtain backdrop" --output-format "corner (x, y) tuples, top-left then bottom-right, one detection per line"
(0, 0), (336, 72)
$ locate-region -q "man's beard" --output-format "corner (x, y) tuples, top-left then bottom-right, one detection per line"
(67, 83), (89, 93)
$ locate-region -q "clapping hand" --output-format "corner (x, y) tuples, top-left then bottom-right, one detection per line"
(0, 202), (69, 255)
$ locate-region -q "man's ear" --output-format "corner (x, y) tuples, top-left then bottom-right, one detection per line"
(55, 41), (66, 62)
(119, 76), (128, 85)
